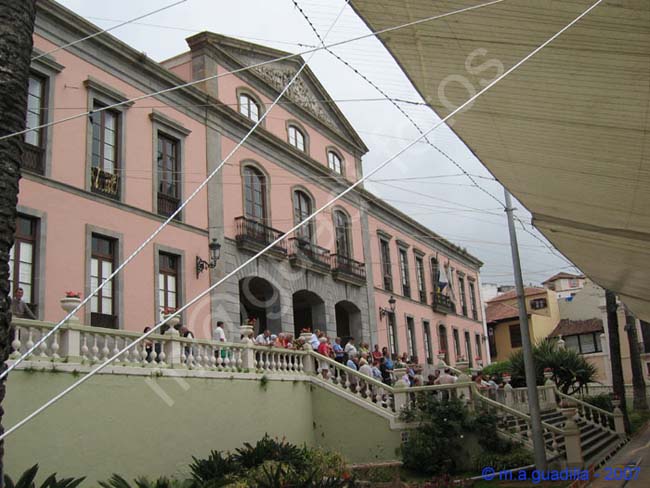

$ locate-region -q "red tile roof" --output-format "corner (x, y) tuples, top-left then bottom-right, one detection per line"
(549, 318), (604, 337)
(486, 302), (520, 323)
(542, 272), (585, 284)
(487, 287), (547, 303)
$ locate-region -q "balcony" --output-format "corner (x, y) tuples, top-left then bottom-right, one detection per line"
(431, 290), (455, 315)
(22, 143), (44, 174)
(331, 253), (366, 286)
(288, 237), (331, 274)
(157, 192), (181, 220)
(235, 216), (287, 257)
(91, 166), (120, 200)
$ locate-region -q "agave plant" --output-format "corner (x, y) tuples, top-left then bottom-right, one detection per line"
(231, 434), (309, 471)
(187, 450), (239, 487)
(4, 465), (85, 488)
(508, 338), (597, 393)
(98, 474), (190, 488)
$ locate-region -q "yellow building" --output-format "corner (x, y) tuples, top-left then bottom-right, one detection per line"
(486, 287), (560, 363)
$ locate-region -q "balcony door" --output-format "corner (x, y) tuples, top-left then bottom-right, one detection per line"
(243, 166), (267, 223)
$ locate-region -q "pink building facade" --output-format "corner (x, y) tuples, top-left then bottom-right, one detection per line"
(14, 0), (485, 366)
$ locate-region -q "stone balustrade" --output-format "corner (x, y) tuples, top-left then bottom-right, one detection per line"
(493, 384), (557, 413)
(10, 318), (623, 469)
(476, 388), (566, 461)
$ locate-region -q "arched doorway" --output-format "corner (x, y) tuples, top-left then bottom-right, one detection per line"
(335, 300), (361, 346)
(239, 277), (281, 334)
(292, 290), (326, 337)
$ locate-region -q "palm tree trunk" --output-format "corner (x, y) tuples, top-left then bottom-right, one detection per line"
(624, 310), (649, 411)
(0, 0), (37, 481)
(605, 290), (630, 433)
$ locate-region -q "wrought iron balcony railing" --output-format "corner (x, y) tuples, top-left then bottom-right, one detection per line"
(288, 238), (331, 270)
(157, 192), (181, 220)
(431, 290), (455, 315)
(23, 143), (45, 174)
(235, 216), (287, 255)
(91, 166), (120, 200)
(331, 253), (366, 284)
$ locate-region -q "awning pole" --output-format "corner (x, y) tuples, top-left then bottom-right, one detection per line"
(504, 189), (547, 470)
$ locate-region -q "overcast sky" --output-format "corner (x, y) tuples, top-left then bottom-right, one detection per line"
(57, 0), (579, 286)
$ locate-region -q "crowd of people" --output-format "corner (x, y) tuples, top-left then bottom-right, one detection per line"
(247, 327), (466, 388)
(139, 320), (472, 392)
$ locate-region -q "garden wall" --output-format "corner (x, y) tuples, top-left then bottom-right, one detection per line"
(3, 370), (403, 483)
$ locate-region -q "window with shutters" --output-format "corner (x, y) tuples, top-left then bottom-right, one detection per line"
(293, 190), (313, 242)
(243, 166), (267, 222)
(380, 238), (393, 291)
(416, 255), (426, 303)
(158, 252), (179, 319)
(398, 248), (411, 298)
(23, 74), (47, 174)
(90, 102), (121, 200)
(9, 215), (39, 314)
(91, 235), (117, 328)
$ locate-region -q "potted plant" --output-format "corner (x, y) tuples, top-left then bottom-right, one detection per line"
(502, 372), (512, 384)
(543, 367), (554, 380)
(60, 291), (82, 322)
(475, 356), (483, 367)
(162, 307), (180, 333)
(299, 328), (312, 342)
(240, 317), (255, 341)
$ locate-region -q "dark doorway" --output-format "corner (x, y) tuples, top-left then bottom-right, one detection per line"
(292, 290), (326, 337)
(335, 300), (361, 347)
(239, 276), (281, 334)
(465, 330), (472, 367)
(438, 324), (449, 364)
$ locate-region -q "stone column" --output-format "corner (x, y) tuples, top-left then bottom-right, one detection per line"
(612, 400), (626, 436)
(164, 336), (185, 368)
(59, 326), (81, 363)
(561, 407), (584, 468)
(302, 343), (316, 374)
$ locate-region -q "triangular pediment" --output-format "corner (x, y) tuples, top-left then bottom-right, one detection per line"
(194, 33), (366, 152)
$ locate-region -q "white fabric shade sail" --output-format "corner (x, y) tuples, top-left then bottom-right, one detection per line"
(349, 0), (650, 319)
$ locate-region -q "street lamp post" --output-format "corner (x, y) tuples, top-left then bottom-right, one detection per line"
(504, 190), (547, 470)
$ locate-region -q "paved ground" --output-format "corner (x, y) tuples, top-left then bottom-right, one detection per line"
(588, 423), (650, 488)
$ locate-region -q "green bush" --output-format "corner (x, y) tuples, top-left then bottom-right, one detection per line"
(400, 397), (471, 475)
(582, 394), (614, 413)
(104, 435), (355, 488)
(473, 448), (533, 472)
(471, 410), (516, 453)
(5, 465), (85, 488)
(480, 361), (512, 381)
(232, 434), (309, 471)
(98, 475), (190, 488)
(188, 450), (238, 486)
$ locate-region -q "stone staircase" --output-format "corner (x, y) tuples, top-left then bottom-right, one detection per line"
(540, 410), (627, 467)
(478, 387), (629, 468)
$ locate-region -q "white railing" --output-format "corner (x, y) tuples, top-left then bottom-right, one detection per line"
(9, 319), (298, 373)
(491, 384), (557, 413)
(474, 388), (565, 460)
(250, 345), (307, 373)
(313, 354), (396, 412)
(555, 389), (618, 434)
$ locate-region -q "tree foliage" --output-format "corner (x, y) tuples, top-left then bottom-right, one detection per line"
(507, 338), (597, 394)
